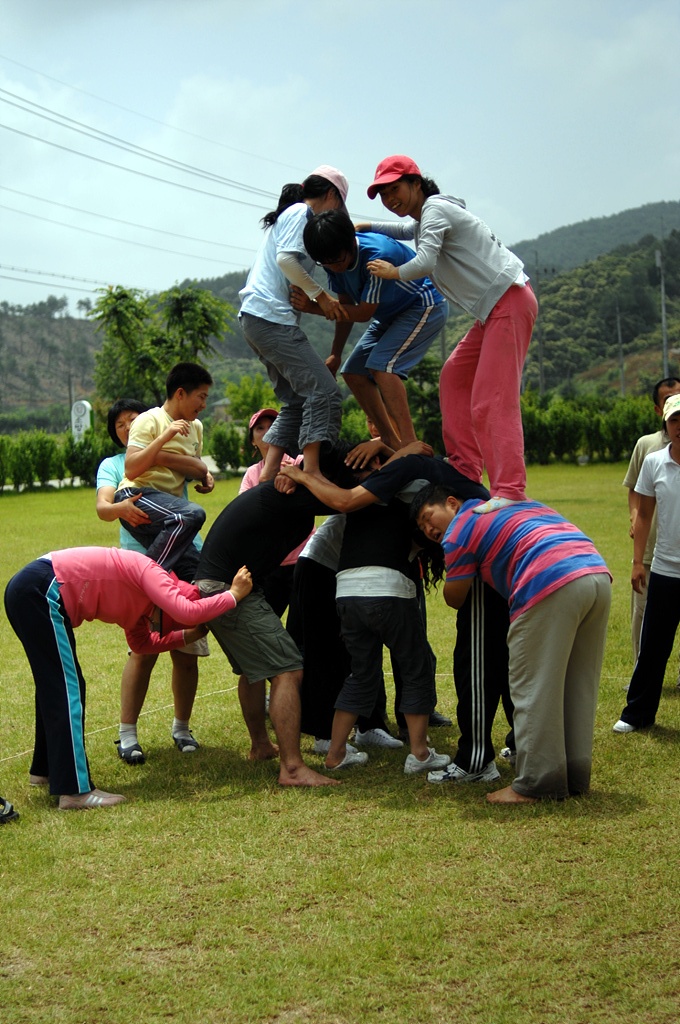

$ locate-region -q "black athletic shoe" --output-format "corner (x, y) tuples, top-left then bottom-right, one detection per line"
(428, 711), (453, 728)
(0, 797), (19, 825)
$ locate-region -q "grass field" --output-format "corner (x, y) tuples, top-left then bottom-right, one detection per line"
(1, 464), (679, 1024)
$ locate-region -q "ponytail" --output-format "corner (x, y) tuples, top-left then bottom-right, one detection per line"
(261, 183), (305, 228)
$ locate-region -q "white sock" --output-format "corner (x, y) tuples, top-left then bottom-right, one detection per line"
(172, 717), (191, 740)
(119, 723), (138, 750)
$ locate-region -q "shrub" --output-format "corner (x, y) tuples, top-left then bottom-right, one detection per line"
(62, 429), (105, 486)
(25, 431), (60, 487)
(8, 433), (36, 491)
(209, 423), (243, 474)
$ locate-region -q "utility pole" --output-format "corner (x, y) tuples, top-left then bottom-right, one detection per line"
(656, 248), (669, 377)
(616, 301), (625, 396)
(534, 251), (545, 397)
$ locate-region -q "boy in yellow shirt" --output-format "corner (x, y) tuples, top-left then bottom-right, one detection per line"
(115, 362), (214, 579)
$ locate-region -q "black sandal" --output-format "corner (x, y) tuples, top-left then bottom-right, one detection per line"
(114, 740), (146, 765)
(0, 797), (19, 825)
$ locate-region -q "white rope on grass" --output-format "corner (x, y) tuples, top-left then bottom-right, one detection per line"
(0, 683), (239, 765)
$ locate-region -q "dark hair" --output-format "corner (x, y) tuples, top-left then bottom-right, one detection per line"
(399, 173), (440, 198)
(303, 210), (356, 265)
(416, 542), (445, 592)
(652, 377), (680, 407)
(261, 174), (344, 229)
(107, 398), (147, 447)
(165, 362), (213, 399)
(409, 482), (462, 523)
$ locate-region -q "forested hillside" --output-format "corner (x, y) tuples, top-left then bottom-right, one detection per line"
(513, 200), (680, 275)
(1, 200), (678, 425)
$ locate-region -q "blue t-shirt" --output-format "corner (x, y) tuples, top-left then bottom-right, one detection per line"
(325, 233), (444, 321)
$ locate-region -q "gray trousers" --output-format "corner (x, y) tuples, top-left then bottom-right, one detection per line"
(240, 312), (342, 452)
(509, 573), (611, 799)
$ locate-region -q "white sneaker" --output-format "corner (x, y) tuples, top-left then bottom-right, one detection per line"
(404, 748), (451, 775)
(428, 760), (501, 784)
(612, 719), (637, 733)
(354, 728), (403, 749)
(313, 739), (357, 755)
(327, 750), (369, 770)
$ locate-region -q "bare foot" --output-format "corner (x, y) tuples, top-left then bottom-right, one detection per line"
(279, 763), (340, 787)
(248, 742), (280, 761)
(486, 785), (538, 805)
(29, 774), (49, 786)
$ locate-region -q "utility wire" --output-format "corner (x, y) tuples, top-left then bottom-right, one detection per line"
(0, 88), (278, 198)
(0, 263), (112, 287)
(0, 122), (271, 210)
(0, 203), (251, 268)
(0, 51), (309, 176)
(0, 184), (257, 254)
(0, 274), (99, 295)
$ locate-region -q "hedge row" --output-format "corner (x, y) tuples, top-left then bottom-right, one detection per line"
(0, 430), (117, 492)
(0, 395), (663, 492)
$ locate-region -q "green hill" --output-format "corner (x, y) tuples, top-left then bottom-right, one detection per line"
(512, 200), (680, 275)
(2, 200), (679, 419)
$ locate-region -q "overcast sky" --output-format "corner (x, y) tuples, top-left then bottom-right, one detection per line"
(1, 0), (678, 311)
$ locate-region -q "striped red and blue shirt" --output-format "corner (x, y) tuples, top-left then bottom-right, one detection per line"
(443, 500), (610, 622)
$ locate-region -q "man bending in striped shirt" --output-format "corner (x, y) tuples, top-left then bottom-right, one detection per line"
(413, 485), (611, 804)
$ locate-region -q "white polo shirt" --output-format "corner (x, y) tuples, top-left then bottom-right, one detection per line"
(635, 444), (680, 577)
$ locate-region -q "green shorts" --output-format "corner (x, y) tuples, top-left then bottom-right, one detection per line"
(197, 582), (302, 683)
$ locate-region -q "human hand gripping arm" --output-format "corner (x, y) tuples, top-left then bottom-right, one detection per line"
(275, 463), (378, 512)
(126, 565), (253, 653)
(369, 207), (446, 282)
(96, 485), (151, 527)
(153, 450), (214, 492)
(277, 252), (348, 321)
(125, 420), (192, 480)
(343, 438), (395, 469)
(631, 494), (655, 593)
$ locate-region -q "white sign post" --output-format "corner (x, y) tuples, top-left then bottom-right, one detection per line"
(71, 400), (93, 442)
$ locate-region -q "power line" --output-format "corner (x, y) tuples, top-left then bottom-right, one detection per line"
(0, 88), (278, 199)
(0, 203), (251, 268)
(0, 263), (112, 286)
(0, 122), (272, 210)
(0, 184), (257, 255)
(0, 274), (99, 295)
(0, 51), (310, 177)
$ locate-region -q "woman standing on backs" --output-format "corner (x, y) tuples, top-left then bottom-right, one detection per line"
(239, 166), (349, 482)
(363, 155), (537, 512)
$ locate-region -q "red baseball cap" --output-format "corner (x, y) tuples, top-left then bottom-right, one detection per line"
(367, 155), (422, 199)
(248, 408), (279, 431)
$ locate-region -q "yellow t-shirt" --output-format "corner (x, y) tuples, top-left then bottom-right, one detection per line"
(118, 406), (203, 498)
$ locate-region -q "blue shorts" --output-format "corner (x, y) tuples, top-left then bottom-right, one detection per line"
(341, 301), (448, 380)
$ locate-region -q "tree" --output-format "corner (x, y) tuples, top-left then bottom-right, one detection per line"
(91, 284), (235, 405)
(209, 423), (243, 473)
(224, 373), (277, 423)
